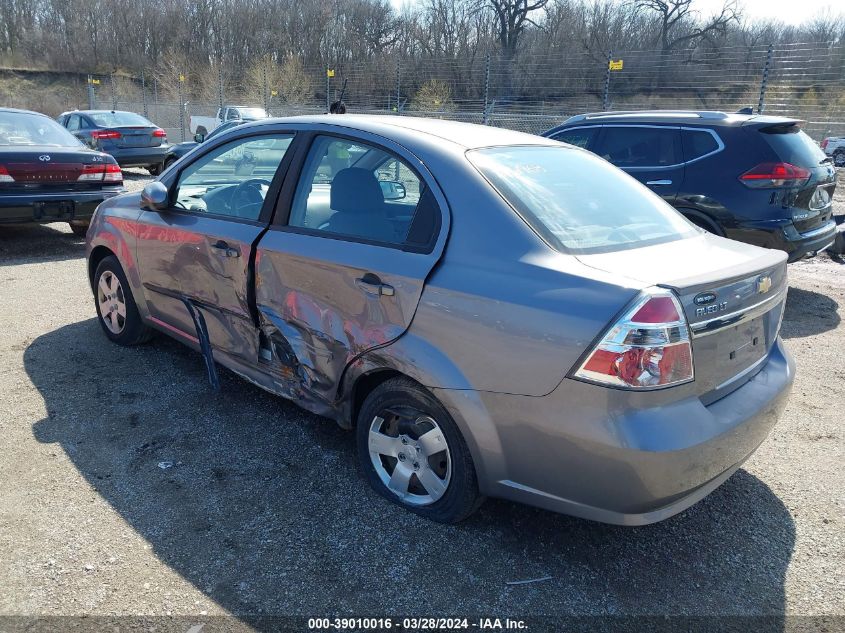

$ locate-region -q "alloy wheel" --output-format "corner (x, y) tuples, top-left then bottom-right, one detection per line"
(97, 270), (127, 334)
(368, 409), (451, 506)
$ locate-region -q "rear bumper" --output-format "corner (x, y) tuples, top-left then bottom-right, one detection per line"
(0, 188), (124, 224)
(728, 219), (837, 263)
(107, 146), (169, 167)
(435, 338), (794, 525)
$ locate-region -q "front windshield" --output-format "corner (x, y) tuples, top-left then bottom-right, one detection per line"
(468, 145), (697, 254)
(238, 108), (267, 120)
(0, 111), (83, 147)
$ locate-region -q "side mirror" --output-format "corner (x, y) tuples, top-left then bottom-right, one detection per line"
(379, 180), (406, 201)
(140, 182), (169, 211)
(193, 133), (205, 143)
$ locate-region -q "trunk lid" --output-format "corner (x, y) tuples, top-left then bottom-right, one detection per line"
(577, 233), (788, 401)
(114, 126), (162, 148)
(0, 147), (114, 190)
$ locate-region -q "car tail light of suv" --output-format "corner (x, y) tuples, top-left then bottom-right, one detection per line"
(739, 162), (811, 189)
(573, 289), (694, 390)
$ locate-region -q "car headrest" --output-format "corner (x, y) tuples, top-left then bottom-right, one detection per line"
(330, 168), (384, 213)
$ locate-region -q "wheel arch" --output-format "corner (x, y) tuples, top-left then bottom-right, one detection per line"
(88, 245), (117, 290)
(676, 207), (725, 236)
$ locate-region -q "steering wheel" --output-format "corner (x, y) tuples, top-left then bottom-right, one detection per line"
(230, 178), (272, 218)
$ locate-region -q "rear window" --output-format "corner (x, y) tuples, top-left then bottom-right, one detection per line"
(468, 146), (696, 254)
(760, 125), (828, 166)
(682, 129), (721, 161)
(0, 111), (82, 147)
(88, 111), (153, 127)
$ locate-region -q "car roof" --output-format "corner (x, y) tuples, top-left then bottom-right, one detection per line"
(0, 107), (53, 118)
(250, 114), (557, 150)
(550, 110), (800, 130)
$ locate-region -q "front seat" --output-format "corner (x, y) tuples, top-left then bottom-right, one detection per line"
(325, 168), (396, 243)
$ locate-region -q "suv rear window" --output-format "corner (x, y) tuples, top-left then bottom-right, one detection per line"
(682, 129), (720, 161)
(759, 125), (828, 167)
(468, 146), (696, 254)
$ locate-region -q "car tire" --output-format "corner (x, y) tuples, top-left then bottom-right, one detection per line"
(163, 157), (176, 171)
(355, 377), (483, 523)
(69, 220), (89, 237)
(148, 163), (163, 176)
(834, 151), (845, 168)
(93, 256), (154, 346)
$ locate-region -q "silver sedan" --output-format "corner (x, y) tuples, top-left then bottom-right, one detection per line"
(85, 115), (794, 524)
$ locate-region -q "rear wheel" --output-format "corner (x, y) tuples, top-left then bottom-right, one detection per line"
(834, 150), (845, 167)
(93, 256), (154, 346)
(683, 212), (724, 236)
(356, 377), (483, 523)
(163, 157), (176, 171)
(69, 220), (89, 237)
(147, 163), (163, 176)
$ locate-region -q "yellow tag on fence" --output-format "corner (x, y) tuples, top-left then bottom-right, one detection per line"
(327, 69), (335, 78)
(608, 59), (624, 71)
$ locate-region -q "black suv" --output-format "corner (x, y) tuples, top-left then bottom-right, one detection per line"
(542, 111), (840, 262)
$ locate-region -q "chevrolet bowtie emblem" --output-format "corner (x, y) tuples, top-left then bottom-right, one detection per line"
(756, 275), (772, 294)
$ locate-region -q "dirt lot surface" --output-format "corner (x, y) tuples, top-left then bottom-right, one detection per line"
(0, 169), (843, 626)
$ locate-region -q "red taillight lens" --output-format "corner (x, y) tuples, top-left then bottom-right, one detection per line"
(152, 128), (167, 138)
(739, 162), (811, 189)
(91, 130), (121, 140)
(820, 139), (829, 150)
(103, 163), (123, 183)
(77, 162), (122, 184)
(574, 290), (694, 390)
(0, 165), (14, 183)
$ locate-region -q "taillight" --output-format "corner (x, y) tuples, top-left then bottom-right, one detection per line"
(820, 139), (829, 150)
(104, 163), (123, 183)
(573, 289), (694, 390)
(77, 162), (123, 184)
(739, 162), (811, 189)
(152, 129), (167, 138)
(0, 165), (14, 183)
(91, 130), (121, 140)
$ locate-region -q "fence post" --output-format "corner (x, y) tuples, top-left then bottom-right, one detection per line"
(262, 58), (269, 115)
(141, 69), (148, 118)
(110, 71), (117, 110)
(87, 74), (95, 109)
(217, 63), (224, 115)
(603, 50), (613, 111)
(757, 44), (773, 114)
(153, 77), (158, 122)
(178, 73), (185, 142)
(395, 59), (401, 115)
(482, 51), (491, 125)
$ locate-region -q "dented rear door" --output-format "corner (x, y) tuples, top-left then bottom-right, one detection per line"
(254, 132), (449, 408)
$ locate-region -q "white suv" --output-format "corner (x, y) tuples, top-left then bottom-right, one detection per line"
(821, 137), (845, 167)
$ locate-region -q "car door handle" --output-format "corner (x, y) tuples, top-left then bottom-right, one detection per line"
(210, 240), (240, 258)
(646, 179), (673, 186)
(355, 275), (394, 297)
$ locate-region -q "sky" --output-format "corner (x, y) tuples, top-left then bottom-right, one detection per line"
(389, 0), (844, 27)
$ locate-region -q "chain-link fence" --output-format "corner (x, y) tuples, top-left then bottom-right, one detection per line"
(64, 40), (845, 142)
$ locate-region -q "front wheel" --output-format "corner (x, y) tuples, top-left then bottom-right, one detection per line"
(356, 377), (483, 523)
(93, 256), (154, 346)
(834, 151), (845, 167)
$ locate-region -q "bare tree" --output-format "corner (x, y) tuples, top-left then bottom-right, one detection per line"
(631, 0), (740, 54)
(479, 0), (549, 61)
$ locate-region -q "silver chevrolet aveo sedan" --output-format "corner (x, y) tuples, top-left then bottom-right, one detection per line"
(86, 115), (794, 524)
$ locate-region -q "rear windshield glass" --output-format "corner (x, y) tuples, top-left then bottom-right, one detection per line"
(468, 146), (697, 254)
(760, 126), (828, 166)
(88, 111), (153, 127)
(0, 111), (82, 147)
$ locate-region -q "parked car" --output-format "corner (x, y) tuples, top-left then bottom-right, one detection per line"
(820, 136), (845, 167)
(543, 110), (839, 262)
(0, 107), (123, 235)
(57, 110), (169, 175)
(160, 120), (245, 172)
(87, 115), (794, 524)
(189, 105), (268, 138)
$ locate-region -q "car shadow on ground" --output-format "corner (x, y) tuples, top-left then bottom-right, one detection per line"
(781, 286), (840, 339)
(0, 222), (85, 265)
(26, 319), (795, 621)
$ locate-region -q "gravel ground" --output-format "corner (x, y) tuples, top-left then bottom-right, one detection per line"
(0, 168), (842, 626)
